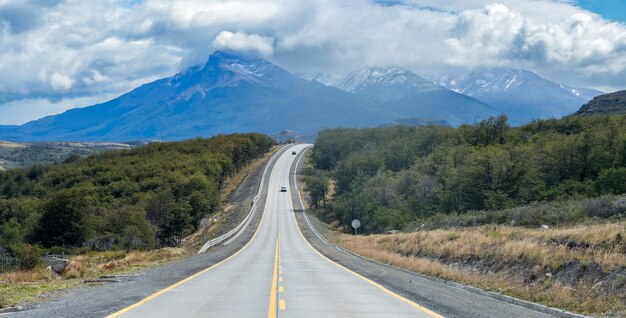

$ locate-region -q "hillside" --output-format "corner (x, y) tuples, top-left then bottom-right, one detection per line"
(0, 133), (273, 260)
(308, 114), (626, 233)
(576, 90), (626, 115)
(379, 118), (451, 128)
(0, 141), (133, 170)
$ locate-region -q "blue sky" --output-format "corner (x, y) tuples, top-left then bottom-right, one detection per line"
(576, 0), (626, 24)
(0, 0), (625, 124)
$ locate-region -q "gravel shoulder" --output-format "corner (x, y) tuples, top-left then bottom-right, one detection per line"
(9, 145), (290, 318)
(289, 148), (564, 318)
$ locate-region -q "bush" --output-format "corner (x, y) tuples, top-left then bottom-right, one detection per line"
(8, 243), (43, 270)
(585, 197), (625, 218)
(595, 167), (626, 195)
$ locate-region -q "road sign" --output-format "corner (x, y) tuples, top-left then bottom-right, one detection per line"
(351, 219), (361, 229)
(200, 218), (210, 228)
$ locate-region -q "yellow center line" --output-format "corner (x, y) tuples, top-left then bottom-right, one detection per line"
(279, 299), (286, 311)
(267, 237), (279, 318)
(279, 286), (284, 293)
(106, 168), (276, 318)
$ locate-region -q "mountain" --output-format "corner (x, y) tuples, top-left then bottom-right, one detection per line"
(576, 90), (626, 116)
(379, 118), (451, 128)
(436, 68), (603, 124)
(334, 67), (503, 126)
(0, 51), (386, 142)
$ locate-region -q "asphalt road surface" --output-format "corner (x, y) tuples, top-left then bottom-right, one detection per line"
(108, 144), (442, 318)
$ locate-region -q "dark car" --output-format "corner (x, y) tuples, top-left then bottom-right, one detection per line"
(292, 151), (297, 155)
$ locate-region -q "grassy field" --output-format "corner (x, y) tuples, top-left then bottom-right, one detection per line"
(330, 221), (626, 316)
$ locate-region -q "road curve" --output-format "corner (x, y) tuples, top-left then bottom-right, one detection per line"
(107, 144), (442, 318)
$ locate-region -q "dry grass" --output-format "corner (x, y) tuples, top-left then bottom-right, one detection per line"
(0, 141), (26, 149)
(340, 223), (626, 269)
(0, 247), (188, 308)
(63, 248), (188, 279)
(334, 222), (626, 316)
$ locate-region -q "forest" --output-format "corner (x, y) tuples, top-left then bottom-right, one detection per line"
(307, 114), (626, 233)
(0, 133), (274, 266)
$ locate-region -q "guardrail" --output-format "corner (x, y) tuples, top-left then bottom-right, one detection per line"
(198, 145), (289, 254)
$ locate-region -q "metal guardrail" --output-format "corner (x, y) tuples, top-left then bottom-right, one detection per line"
(197, 145), (289, 254)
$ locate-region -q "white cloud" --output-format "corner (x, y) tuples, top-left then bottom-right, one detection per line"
(212, 31), (274, 56)
(0, 0), (625, 123)
(445, 4), (626, 79)
(50, 72), (74, 90)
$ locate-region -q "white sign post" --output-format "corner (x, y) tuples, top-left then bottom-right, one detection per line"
(200, 218), (210, 242)
(351, 219), (361, 250)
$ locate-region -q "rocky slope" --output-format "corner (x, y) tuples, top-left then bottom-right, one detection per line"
(576, 90), (626, 115)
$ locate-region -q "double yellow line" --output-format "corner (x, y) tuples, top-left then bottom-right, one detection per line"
(267, 237), (279, 318)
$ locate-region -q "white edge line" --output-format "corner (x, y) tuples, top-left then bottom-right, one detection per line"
(291, 145), (329, 245)
(199, 144), (289, 253)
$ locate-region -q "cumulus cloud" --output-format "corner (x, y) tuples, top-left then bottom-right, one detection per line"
(50, 73), (74, 91)
(1, 0), (626, 123)
(212, 31), (274, 56)
(446, 3), (626, 75)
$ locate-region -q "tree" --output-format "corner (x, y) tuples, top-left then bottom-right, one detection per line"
(595, 167), (626, 195)
(34, 188), (91, 247)
(304, 171), (329, 208)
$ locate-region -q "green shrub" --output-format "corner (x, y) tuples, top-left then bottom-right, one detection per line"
(8, 243), (43, 270)
(585, 197), (624, 218)
(595, 167), (626, 195)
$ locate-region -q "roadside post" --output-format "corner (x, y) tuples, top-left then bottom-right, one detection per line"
(200, 218), (210, 242)
(351, 219), (361, 250)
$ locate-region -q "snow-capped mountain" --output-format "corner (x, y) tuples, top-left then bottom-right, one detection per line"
(337, 67), (441, 103)
(436, 68), (603, 124)
(0, 51), (387, 142)
(332, 67), (503, 126)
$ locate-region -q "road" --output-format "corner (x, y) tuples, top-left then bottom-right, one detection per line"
(107, 144), (442, 318)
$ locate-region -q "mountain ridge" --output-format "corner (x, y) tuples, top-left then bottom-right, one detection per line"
(333, 66), (504, 126)
(0, 53), (603, 142)
(0, 51), (388, 142)
(435, 68), (602, 124)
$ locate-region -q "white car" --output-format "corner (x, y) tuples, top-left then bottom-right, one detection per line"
(280, 186), (287, 192)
